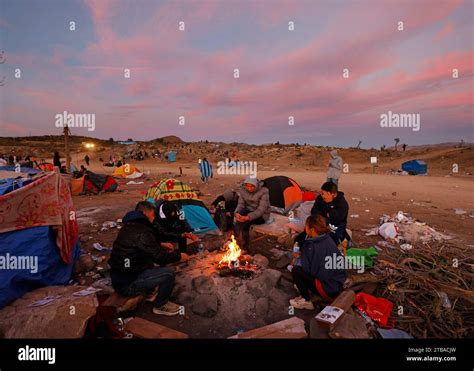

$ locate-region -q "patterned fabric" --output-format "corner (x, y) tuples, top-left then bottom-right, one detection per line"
(0, 172), (78, 264)
(199, 160), (213, 180)
(145, 178), (199, 202)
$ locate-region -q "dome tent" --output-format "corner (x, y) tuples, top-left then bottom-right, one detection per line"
(145, 178), (218, 234)
(263, 175), (303, 214)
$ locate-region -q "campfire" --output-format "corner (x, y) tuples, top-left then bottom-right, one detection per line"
(217, 235), (256, 278)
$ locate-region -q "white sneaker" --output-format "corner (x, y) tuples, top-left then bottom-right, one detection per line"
(290, 297), (314, 310)
(152, 301), (181, 316)
(289, 296), (304, 307)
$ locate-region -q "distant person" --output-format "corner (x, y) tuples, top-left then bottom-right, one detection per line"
(295, 182), (349, 246)
(199, 158), (213, 183)
(327, 149), (343, 185)
(290, 214), (347, 309)
(84, 155), (90, 166)
(402, 144), (407, 152)
(153, 200), (199, 253)
(53, 152), (61, 169)
(8, 154), (14, 165)
(234, 176), (271, 253)
(210, 189), (239, 231)
(109, 201), (183, 316)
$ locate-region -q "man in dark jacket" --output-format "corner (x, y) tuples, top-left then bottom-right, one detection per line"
(290, 214), (347, 310)
(210, 189), (239, 231)
(109, 201), (182, 316)
(296, 181), (350, 246)
(153, 200), (199, 253)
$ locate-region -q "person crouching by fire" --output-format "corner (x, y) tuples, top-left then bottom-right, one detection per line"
(289, 214), (347, 310)
(109, 201), (183, 316)
(234, 176), (271, 254)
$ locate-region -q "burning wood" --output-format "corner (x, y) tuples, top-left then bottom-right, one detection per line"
(217, 235), (256, 278)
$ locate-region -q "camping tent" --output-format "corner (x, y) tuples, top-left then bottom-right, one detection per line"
(145, 178), (218, 234)
(71, 172), (118, 196)
(402, 160), (428, 175)
(263, 176), (303, 214)
(35, 162), (55, 171)
(0, 172), (80, 308)
(167, 151), (176, 162)
(112, 164), (143, 178)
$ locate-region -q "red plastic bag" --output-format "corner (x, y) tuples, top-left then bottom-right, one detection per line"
(355, 292), (394, 328)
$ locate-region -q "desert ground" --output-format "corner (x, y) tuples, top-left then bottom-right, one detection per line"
(1, 137), (473, 338)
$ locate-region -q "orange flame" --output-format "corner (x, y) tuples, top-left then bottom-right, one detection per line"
(218, 235), (241, 268)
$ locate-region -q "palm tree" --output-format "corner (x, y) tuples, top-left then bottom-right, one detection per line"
(394, 138), (400, 151)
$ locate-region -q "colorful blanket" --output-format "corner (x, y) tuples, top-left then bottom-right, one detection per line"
(0, 172), (78, 264)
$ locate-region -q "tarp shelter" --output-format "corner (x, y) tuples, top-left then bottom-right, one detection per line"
(401, 160), (427, 175)
(36, 162), (55, 172)
(263, 176), (303, 214)
(71, 172), (118, 196)
(112, 164), (143, 178)
(0, 172), (80, 308)
(145, 178), (218, 234)
(167, 151), (176, 162)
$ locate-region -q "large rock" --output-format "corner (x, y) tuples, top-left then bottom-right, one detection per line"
(192, 275), (216, 294)
(252, 254), (269, 268)
(0, 285), (98, 338)
(255, 297), (269, 317)
(73, 254), (96, 274)
(247, 269), (282, 297)
(191, 294), (218, 318)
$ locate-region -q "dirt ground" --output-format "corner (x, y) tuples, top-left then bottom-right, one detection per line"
(68, 156), (473, 338)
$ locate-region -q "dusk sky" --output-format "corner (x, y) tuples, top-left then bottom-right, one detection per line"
(0, 0), (472, 147)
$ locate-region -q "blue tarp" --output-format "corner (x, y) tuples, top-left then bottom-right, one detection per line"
(0, 166), (42, 174)
(401, 160), (428, 175)
(181, 205), (218, 234)
(0, 226), (80, 308)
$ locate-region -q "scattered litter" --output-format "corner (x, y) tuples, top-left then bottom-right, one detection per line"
(454, 208), (467, 215)
(73, 286), (102, 297)
(395, 211), (409, 223)
(126, 181), (144, 185)
(437, 291), (452, 310)
(102, 221), (118, 229)
(351, 197), (361, 202)
(378, 222), (398, 240)
(400, 243), (413, 251)
(28, 295), (63, 307)
(92, 243), (112, 252)
(470, 212), (474, 218)
(350, 214), (359, 218)
(365, 209), (370, 213)
(376, 241), (397, 249)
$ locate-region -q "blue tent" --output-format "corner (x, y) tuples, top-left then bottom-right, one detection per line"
(167, 151), (176, 162)
(0, 226), (80, 308)
(0, 166), (41, 174)
(402, 160), (428, 175)
(180, 204), (218, 234)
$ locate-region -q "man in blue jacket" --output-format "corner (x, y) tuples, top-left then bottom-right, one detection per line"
(290, 214), (347, 310)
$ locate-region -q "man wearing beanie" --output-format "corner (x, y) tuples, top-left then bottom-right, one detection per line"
(234, 176), (271, 253)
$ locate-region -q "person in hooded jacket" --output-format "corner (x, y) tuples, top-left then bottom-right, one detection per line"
(290, 214), (347, 310)
(327, 149), (343, 185)
(210, 189), (239, 231)
(109, 201), (183, 316)
(234, 176), (271, 253)
(295, 181), (350, 246)
(153, 199), (200, 253)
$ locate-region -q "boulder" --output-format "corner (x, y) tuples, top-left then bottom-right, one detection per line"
(255, 297), (269, 317)
(253, 254), (269, 268)
(73, 254), (96, 274)
(192, 275), (216, 294)
(191, 294), (218, 318)
(0, 285), (98, 338)
(247, 269), (282, 297)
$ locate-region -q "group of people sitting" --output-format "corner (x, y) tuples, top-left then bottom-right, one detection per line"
(109, 175), (350, 317)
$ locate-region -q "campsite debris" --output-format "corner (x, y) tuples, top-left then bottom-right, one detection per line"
(316, 290), (355, 330)
(400, 243), (413, 251)
(350, 214), (359, 218)
(72, 286), (102, 297)
(453, 208), (467, 215)
(126, 180), (144, 185)
(378, 222), (398, 240)
(73, 254), (97, 274)
(92, 242), (112, 252)
(437, 291), (452, 310)
(27, 295), (63, 308)
(351, 197), (361, 202)
(228, 317), (307, 339)
(354, 292), (394, 328)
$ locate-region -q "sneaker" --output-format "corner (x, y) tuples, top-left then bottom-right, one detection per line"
(290, 297), (314, 310)
(289, 296), (304, 307)
(152, 301), (181, 316)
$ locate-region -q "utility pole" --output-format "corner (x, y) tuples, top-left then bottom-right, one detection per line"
(64, 125), (71, 173)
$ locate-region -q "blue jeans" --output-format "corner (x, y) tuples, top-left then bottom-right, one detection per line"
(119, 267), (175, 308)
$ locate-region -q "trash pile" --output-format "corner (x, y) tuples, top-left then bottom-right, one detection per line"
(364, 211), (453, 251)
(359, 211), (473, 338)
